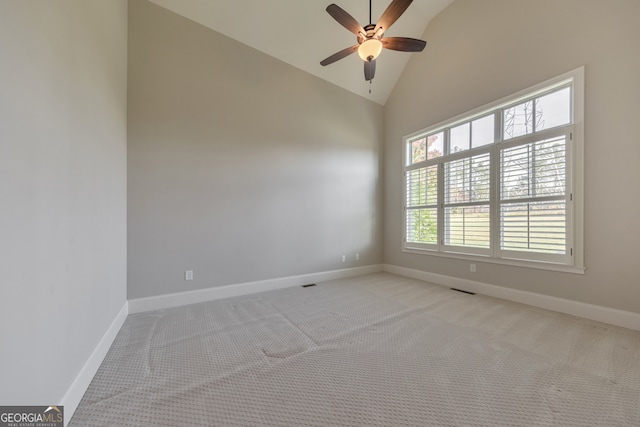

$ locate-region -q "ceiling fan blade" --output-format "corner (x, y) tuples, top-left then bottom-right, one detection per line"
(375, 0), (413, 34)
(320, 45), (359, 66)
(381, 37), (426, 52)
(364, 59), (376, 81)
(326, 4), (365, 35)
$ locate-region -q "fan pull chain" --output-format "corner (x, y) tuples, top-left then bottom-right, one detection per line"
(369, 80), (372, 94)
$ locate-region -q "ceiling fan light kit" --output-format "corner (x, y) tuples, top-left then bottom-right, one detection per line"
(358, 38), (383, 61)
(320, 0), (427, 85)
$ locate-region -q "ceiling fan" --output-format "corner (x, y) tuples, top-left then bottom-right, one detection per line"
(320, 0), (427, 83)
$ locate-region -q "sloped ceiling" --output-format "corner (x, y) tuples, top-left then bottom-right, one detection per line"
(148, 0), (454, 105)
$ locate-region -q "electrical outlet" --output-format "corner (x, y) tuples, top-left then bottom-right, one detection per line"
(470, 264), (476, 273)
(185, 270), (194, 281)
(341, 255), (346, 262)
(355, 253), (360, 261)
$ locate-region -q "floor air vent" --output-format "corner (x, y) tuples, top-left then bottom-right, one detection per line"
(451, 288), (475, 295)
(302, 283), (317, 288)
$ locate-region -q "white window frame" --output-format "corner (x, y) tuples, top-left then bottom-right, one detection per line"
(402, 67), (584, 274)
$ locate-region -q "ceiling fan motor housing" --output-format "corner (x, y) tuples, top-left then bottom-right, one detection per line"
(359, 24), (379, 43)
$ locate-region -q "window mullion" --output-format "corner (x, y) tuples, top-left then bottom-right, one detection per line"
(566, 126), (575, 261)
(492, 108), (503, 258)
(437, 160), (445, 249)
(490, 145), (500, 257)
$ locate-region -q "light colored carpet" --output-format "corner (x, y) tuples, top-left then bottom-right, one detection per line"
(70, 273), (640, 426)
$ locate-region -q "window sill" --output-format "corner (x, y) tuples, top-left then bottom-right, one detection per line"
(402, 247), (586, 275)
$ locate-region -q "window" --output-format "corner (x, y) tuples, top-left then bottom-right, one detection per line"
(403, 68), (584, 272)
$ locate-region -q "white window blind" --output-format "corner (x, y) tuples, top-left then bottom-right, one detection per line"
(406, 165), (438, 246)
(402, 68), (584, 272)
(499, 133), (570, 263)
(444, 153), (491, 252)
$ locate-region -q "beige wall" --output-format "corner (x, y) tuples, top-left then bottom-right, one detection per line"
(127, 1), (384, 299)
(0, 0), (128, 404)
(4, 0), (638, 411)
(384, 0), (640, 313)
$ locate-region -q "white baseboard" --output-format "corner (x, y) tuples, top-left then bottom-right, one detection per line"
(129, 265), (384, 314)
(383, 264), (640, 331)
(61, 301), (129, 426)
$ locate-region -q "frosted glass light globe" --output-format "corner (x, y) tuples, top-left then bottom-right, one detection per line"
(358, 38), (382, 61)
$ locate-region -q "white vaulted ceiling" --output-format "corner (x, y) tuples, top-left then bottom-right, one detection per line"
(148, 0), (454, 105)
